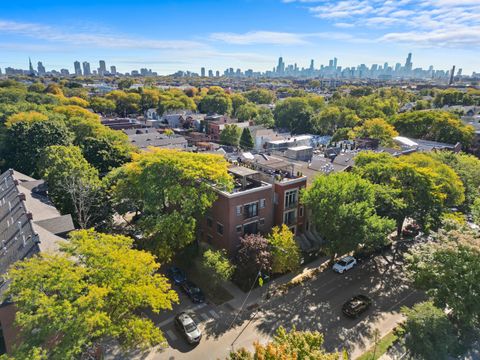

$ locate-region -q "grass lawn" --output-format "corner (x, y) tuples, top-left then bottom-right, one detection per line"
(356, 330), (399, 360)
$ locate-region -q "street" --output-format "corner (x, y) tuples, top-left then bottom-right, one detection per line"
(106, 242), (425, 360)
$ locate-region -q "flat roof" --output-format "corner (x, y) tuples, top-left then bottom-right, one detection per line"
(288, 145), (312, 151)
(229, 166), (259, 177)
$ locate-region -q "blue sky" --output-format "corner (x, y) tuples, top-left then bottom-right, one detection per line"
(1, 0), (479, 75)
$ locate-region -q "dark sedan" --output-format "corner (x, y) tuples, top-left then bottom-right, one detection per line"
(342, 295), (372, 318)
(167, 267), (187, 285)
(181, 281), (205, 303)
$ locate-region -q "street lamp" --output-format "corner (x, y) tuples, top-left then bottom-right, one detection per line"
(229, 244), (287, 350)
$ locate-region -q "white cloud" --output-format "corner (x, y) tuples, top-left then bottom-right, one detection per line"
(209, 30), (359, 45)
(284, 0), (480, 48)
(0, 20), (205, 50)
(210, 31), (308, 45)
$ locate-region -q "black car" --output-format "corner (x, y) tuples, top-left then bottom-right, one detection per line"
(167, 266), (187, 285)
(181, 281), (205, 303)
(342, 295), (372, 318)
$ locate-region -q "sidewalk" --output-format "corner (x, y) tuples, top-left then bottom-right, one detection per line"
(222, 255), (330, 312)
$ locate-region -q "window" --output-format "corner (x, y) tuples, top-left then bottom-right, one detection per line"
(260, 199), (266, 209)
(217, 222), (224, 235)
(283, 209), (297, 226)
(243, 221), (258, 235)
(206, 217), (213, 228)
(273, 192), (278, 205)
(207, 234), (213, 244)
(299, 206), (304, 217)
(259, 218), (265, 226)
(285, 189), (298, 209)
(243, 202), (258, 219)
(236, 225), (243, 233)
(236, 205), (242, 216)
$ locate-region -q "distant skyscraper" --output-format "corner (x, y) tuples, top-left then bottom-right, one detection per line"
(201, 67), (206, 77)
(110, 66), (117, 75)
(276, 57), (285, 74)
(333, 57), (338, 70)
(28, 58), (35, 76)
(208, 69), (213, 77)
(98, 60), (107, 76)
(74, 61), (82, 76)
(82, 61), (91, 76)
(405, 53), (413, 71)
(215, 70), (220, 77)
(37, 61), (46, 75)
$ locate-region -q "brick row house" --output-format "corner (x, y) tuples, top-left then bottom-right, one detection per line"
(199, 155), (308, 255)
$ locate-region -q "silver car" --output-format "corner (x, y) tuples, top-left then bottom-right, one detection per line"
(174, 312), (202, 344)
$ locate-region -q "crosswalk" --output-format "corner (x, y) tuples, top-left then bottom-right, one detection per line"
(163, 308), (221, 342)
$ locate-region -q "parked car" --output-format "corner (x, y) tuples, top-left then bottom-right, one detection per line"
(181, 280), (205, 303)
(342, 295), (372, 318)
(332, 256), (357, 274)
(167, 266), (187, 285)
(174, 312), (202, 344)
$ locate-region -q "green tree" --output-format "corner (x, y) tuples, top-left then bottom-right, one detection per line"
(81, 133), (133, 174)
(117, 78), (134, 90)
(201, 249), (235, 281)
(302, 172), (395, 260)
(4, 118), (73, 176)
(354, 152), (459, 236)
(268, 225), (301, 274)
(349, 118), (398, 146)
(274, 97), (315, 134)
(106, 90), (141, 116)
(428, 151), (480, 210)
(39, 145), (110, 229)
(402, 302), (457, 360)
(239, 127), (254, 150)
(236, 103), (258, 122)
(4, 229), (178, 360)
(472, 198), (480, 226)
(228, 326), (342, 360)
(253, 107), (275, 128)
(406, 226), (480, 326)
(230, 93), (248, 117)
(89, 97), (116, 115)
(109, 149), (232, 261)
(391, 110), (474, 146)
(220, 124), (242, 146)
(199, 93), (232, 115)
(244, 88), (276, 104)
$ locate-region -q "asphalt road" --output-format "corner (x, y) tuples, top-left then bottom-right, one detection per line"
(106, 242), (425, 360)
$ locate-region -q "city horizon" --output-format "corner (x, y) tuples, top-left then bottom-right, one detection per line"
(1, 52), (473, 80)
(1, 0), (479, 75)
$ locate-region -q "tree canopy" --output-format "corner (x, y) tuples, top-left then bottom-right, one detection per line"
(302, 172), (395, 258)
(406, 226), (480, 327)
(4, 230), (178, 360)
(228, 326), (342, 360)
(109, 149), (232, 261)
(391, 110), (474, 146)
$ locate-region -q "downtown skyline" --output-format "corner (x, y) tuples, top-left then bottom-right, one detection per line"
(2, 53), (467, 81)
(1, 0), (479, 75)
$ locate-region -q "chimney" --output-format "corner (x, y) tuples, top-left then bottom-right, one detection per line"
(18, 193), (26, 201)
(26, 212), (33, 221)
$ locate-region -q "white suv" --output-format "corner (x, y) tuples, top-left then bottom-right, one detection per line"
(333, 256), (357, 274)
